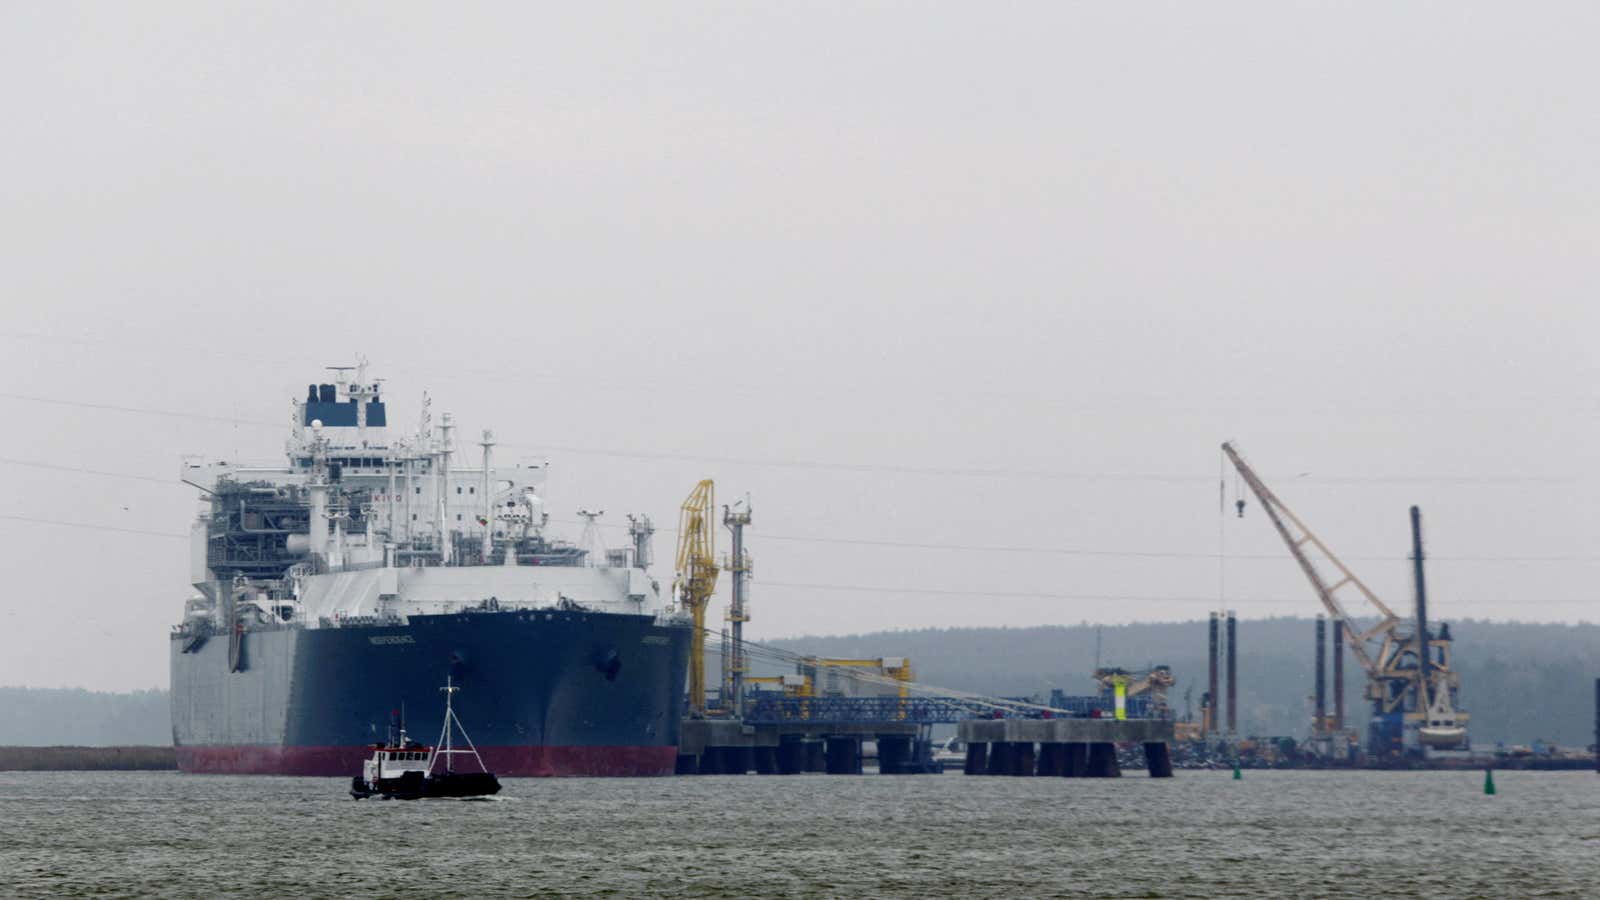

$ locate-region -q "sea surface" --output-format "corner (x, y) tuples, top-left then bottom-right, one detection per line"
(1, 769), (1596, 898)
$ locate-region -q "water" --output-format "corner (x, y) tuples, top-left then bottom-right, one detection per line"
(2, 770), (1597, 897)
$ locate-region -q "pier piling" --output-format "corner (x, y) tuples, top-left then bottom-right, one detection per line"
(824, 736), (862, 774)
(1143, 741), (1174, 778)
(1063, 742), (1088, 777)
(1087, 742), (1120, 777)
(1011, 742), (1037, 776)
(964, 741), (989, 775)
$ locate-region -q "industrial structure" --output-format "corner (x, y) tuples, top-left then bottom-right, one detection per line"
(1199, 610), (1237, 739)
(721, 496), (753, 715)
(669, 479), (1176, 775)
(1222, 442), (1469, 760)
(673, 480), (720, 717)
(1092, 665), (1174, 720)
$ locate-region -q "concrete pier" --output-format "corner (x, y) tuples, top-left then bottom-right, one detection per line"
(957, 718), (1174, 778)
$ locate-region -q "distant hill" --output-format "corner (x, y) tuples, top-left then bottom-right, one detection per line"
(5, 618), (1596, 748)
(0, 688), (170, 746)
(765, 618), (1600, 747)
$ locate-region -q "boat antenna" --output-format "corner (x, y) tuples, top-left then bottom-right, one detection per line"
(439, 675), (457, 772)
(429, 673), (490, 775)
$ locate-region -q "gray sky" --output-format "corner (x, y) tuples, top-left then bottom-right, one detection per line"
(1, 2), (1595, 690)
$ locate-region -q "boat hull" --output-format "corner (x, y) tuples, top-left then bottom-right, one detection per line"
(171, 609), (690, 777)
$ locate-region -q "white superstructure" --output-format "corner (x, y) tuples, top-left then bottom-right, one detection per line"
(176, 361), (669, 635)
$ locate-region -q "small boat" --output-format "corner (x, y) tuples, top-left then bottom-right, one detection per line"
(350, 676), (501, 800)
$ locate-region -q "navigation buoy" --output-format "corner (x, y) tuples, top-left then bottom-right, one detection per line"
(1483, 768), (1496, 795)
(1232, 762), (1242, 780)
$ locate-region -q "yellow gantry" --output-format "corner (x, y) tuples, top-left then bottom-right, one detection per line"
(673, 480), (720, 716)
(804, 657), (914, 718)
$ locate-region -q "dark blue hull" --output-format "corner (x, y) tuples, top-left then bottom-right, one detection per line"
(171, 609), (691, 776)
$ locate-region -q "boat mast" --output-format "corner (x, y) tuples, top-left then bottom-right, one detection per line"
(438, 675), (457, 773)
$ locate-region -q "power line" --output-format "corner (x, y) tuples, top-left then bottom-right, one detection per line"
(0, 483), (1584, 564)
(0, 390), (1574, 487)
(1, 512), (1588, 607)
(754, 579), (1600, 608)
(506, 442), (1212, 483)
(5, 328), (1590, 421)
(759, 580), (1232, 604)
(0, 456), (177, 485)
(752, 531), (1600, 563)
(0, 513), (186, 540)
(561, 519), (1600, 565)
(508, 441), (1574, 486)
(0, 392), (280, 429)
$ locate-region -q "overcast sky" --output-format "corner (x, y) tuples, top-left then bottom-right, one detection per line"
(1, 2), (1595, 690)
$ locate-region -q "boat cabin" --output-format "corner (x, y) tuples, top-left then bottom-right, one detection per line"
(363, 744), (434, 784)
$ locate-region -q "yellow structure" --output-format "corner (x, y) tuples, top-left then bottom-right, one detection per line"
(1093, 665), (1174, 718)
(673, 480), (720, 716)
(745, 674), (812, 697)
(800, 657), (914, 718)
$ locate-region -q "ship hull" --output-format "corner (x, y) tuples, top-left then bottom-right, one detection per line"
(171, 609), (690, 777)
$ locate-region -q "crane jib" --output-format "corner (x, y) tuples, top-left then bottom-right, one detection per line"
(1220, 442), (1399, 678)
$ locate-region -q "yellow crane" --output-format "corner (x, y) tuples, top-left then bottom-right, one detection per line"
(673, 480), (720, 717)
(1093, 665), (1174, 717)
(744, 674), (813, 697)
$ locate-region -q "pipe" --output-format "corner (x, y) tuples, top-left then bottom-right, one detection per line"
(1315, 614), (1327, 734)
(1411, 505), (1430, 705)
(438, 414), (454, 565)
(402, 456), (413, 545)
(1333, 616), (1345, 732)
(308, 482), (328, 570)
(1208, 613), (1220, 737)
(387, 459), (398, 549)
(1226, 610), (1238, 734)
(480, 430), (494, 564)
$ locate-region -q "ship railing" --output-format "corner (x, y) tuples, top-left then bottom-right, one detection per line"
(328, 560), (388, 574)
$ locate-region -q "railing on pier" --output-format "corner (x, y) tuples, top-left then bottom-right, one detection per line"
(739, 694), (1163, 725)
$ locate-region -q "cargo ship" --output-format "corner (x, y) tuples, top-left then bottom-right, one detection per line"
(171, 362), (691, 776)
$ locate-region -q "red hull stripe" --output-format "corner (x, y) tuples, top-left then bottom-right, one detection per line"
(176, 745), (678, 777)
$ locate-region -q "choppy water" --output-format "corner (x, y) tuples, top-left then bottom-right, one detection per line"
(1, 769), (1597, 897)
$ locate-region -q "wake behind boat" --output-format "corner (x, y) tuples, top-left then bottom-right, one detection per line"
(350, 677), (501, 800)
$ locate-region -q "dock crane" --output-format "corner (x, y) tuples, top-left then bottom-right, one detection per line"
(673, 480), (720, 717)
(1221, 442), (1467, 758)
(1093, 665), (1175, 717)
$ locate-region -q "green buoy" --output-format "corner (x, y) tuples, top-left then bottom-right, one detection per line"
(1484, 768), (1496, 795)
(1232, 762), (1242, 780)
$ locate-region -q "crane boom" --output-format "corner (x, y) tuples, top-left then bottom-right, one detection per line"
(1221, 442), (1399, 676)
(1222, 442), (1469, 754)
(673, 480), (720, 716)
